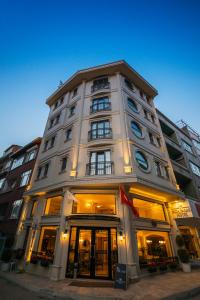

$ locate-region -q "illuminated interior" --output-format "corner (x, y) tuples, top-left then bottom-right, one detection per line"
(137, 230), (172, 260)
(72, 194), (116, 214)
(67, 227), (117, 279)
(44, 196), (62, 215)
(38, 226), (57, 259)
(133, 198), (166, 221)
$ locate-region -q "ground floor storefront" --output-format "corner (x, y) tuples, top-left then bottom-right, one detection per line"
(16, 184), (187, 281)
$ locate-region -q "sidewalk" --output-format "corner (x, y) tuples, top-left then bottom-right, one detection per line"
(1, 270), (200, 300)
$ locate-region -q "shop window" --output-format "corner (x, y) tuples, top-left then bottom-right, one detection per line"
(44, 196), (62, 216)
(137, 230), (172, 262)
(72, 194), (116, 215)
(133, 198), (166, 221)
(37, 226), (57, 260)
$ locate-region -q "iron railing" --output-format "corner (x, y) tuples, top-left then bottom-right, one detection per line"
(86, 161), (113, 176)
(88, 128), (112, 141)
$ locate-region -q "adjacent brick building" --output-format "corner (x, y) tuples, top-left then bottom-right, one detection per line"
(0, 138), (41, 257)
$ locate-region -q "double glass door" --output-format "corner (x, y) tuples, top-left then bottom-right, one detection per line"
(67, 227), (117, 279)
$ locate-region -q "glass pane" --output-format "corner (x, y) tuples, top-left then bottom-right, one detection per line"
(72, 194), (116, 214)
(95, 230), (108, 277)
(38, 226), (57, 259)
(78, 230), (91, 276)
(67, 227), (77, 276)
(44, 196), (62, 215)
(133, 198), (165, 221)
(111, 228), (118, 278)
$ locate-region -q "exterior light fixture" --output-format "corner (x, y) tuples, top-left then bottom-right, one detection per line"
(146, 239), (152, 244)
(70, 170), (76, 177)
(119, 230), (124, 241)
(63, 229), (68, 238)
(124, 166), (132, 174)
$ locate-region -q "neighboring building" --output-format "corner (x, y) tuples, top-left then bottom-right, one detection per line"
(158, 110), (200, 259)
(16, 60), (183, 281)
(0, 138), (41, 257)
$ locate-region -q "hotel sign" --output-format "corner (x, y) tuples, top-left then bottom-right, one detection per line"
(170, 200), (193, 219)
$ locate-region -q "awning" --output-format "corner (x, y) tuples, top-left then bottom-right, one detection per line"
(176, 217), (200, 228)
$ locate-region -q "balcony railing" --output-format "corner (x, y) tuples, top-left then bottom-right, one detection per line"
(90, 102), (111, 114)
(86, 161), (113, 176)
(88, 128), (112, 141)
(91, 82), (110, 93)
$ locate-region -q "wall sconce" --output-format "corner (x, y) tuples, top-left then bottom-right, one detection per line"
(119, 230), (124, 241)
(70, 170), (77, 177)
(124, 165), (132, 174)
(63, 229), (68, 239)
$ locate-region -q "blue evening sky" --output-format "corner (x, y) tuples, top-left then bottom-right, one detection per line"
(0, 0), (200, 154)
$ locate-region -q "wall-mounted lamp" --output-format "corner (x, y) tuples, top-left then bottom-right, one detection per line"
(119, 230), (124, 241)
(63, 229), (68, 238)
(124, 165), (132, 174)
(70, 170), (77, 177)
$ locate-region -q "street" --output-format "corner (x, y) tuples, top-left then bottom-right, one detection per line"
(0, 278), (44, 300)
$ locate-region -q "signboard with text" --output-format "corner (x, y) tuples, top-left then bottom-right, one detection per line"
(114, 263), (128, 290)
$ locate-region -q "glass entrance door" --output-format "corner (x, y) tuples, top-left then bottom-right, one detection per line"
(67, 227), (117, 279)
(94, 229), (109, 277)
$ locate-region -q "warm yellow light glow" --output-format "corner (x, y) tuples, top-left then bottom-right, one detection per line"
(176, 184), (180, 190)
(124, 165), (132, 174)
(70, 170), (77, 177)
(130, 188), (166, 202)
(146, 239), (152, 244)
(35, 192), (46, 196)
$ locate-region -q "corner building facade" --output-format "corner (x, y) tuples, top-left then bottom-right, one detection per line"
(16, 61), (183, 281)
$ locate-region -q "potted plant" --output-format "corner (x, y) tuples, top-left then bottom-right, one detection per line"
(159, 262), (168, 273)
(40, 258), (50, 267)
(1, 249), (12, 271)
(169, 262), (178, 272)
(177, 249), (191, 272)
(147, 262), (157, 273)
(30, 255), (38, 265)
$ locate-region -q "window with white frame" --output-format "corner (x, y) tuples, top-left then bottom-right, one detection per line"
(11, 156), (24, 170)
(10, 199), (23, 219)
(26, 150), (36, 161)
(190, 161), (200, 176)
(182, 140), (193, 154)
(20, 170), (32, 187)
(0, 178), (5, 190)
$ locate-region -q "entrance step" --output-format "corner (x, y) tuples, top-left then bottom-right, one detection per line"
(69, 280), (113, 287)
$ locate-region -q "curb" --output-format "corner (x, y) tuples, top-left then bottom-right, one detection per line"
(161, 286), (200, 300)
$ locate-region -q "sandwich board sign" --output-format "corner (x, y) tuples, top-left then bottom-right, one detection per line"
(114, 263), (128, 290)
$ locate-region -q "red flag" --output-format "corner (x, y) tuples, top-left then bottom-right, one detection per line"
(120, 186), (139, 217)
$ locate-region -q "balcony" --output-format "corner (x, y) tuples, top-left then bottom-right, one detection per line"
(86, 161), (113, 176)
(90, 102), (111, 114)
(88, 128), (112, 141)
(91, 82), (110, 93)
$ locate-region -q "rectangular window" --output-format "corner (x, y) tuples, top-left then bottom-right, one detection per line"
(72, 194), (116, 215)
(149, 132), (154, 144)
(61, 157), (67, 172)
(182, 140), (193, 154)
(92, 77), (109, 92)
(69, 105), (75, 117)
(190, 161), (200, 176)
(10, 199), (23, 219)
(144, 109), (148, 119)
(88, 150), (112, 175)
(44, 196), (62, 215)
(133, 198), (166, 221)
(20, 170), (32, 187)
(90, 120), (111, 140)
(44, 136), (55, 151)
(124, 78), (133, 90)
(155, 161), (162, 177)
(26, 150), (36, 161)
(66, 128), (72, 140)
(11, 157), (24, 170)
(36, 163), (49, 180)
(0, 178), (5, 190)
(91, 96), (110, 113)
(73, 88), (78, 97)
(30, 200), (37, 217)
(157, 137), (161, 147)
(37, 226), (57, 260)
